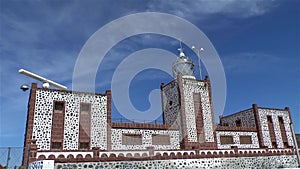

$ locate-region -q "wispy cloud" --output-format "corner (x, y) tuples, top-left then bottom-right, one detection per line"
(222, 52), (281, 74)
(147, 0), (279, 20)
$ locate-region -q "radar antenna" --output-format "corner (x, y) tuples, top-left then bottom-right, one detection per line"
(18, 69), (67, 90)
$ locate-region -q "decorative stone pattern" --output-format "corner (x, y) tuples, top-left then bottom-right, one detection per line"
(216, 131), (259, 149)
(182, 79), (214, 142)
(258, 108), (293, 148)
(162, 81), (180, 125)
(55, 155), (298, 169)
(111, 128), (180, 150)
(32, 89), (107, 150)
(221, 109), (256, 127)
(29, 160), (54, 169)
(161, 81), (183, 141)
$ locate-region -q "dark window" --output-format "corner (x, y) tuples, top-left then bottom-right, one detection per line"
(51, 142), (62, 149)
(54, 101), (64, 112)
(278, 116), (284, 124)
(240, 136), (252, 144)
(152, 134), (170, 145)
(283, 142), (288, 148)
(79, 142), (89, 149)
(220, 136), (234, 145)
(169, 101), (173, 106)
(267, 116), (272, 123)
(236, 119), (241, 127)
(272, 142), (277, 148)
(122, 134), (142, 145)
(222, 123), (229, 126)
(80, 103), (91, 114)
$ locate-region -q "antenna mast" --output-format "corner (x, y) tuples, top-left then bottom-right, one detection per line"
(192, 45), (204, 80)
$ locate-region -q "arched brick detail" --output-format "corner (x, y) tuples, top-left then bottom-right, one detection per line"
(134, 153), (140, 157)
(142, 153), (148, 157)
(76, 154), (83, 159)
(155, 152), (161, 156)
(67, 154), (74, 159)
(57, 154), (65, 159)
(170, 152), (176, 158)
(85, 154), (92, 158)
(101, 154), (108, 158)
(118, 153), (124, 157)
(37, 155), (46, 160)
(109, 153), (116, 158)
(125, 153), (132, 157)
(48, 155), (55, 160)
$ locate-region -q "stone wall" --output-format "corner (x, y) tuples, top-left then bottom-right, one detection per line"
(181, 78), (214, 143)
(216, 131), (259, 149)
(220, 109), (256, 127)
(161, 80), (183, 141)
(110, 128), (180, 150)
(55, 155), (298, 169)
(32, 88), (108, 150)
(161, 81), (180, 126)
(258, 108), (294, 148)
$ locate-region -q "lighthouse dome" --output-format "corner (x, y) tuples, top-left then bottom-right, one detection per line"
(172, 49), (195, 79)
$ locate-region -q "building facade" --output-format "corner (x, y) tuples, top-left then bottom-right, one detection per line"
(22, 50), (299, 168)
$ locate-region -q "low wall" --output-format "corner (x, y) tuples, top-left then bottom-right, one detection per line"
(55, 155), (298, 169)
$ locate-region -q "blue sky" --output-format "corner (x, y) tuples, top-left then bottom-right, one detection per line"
(0, 0), (299, 147)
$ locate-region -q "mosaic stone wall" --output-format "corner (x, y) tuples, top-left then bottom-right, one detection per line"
(182, 79), (214, 142)
(258, 108), (294, 148)
(161, 81), (183, 141)
(32, 89), (107, 150)
(55, 155), (298, 169)
(162, 81), (180, 125)
(216, 131), (259, 149)
(220, 109), (256, 127)
(111, 128), (180, 150)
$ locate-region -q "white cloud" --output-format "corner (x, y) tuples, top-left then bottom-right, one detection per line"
(147, 0), (279, 19)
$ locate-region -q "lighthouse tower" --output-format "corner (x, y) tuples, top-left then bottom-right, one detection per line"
(161, 48), (216, 149)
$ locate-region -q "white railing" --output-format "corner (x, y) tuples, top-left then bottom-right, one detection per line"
(36, 151), (93, 158)
(99, 150), (149, 157)
(35, 148), (293, 160)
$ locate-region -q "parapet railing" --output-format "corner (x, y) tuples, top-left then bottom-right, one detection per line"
(33, 148), (296, 163)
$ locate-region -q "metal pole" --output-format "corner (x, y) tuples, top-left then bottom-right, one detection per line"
(6, 147), (11, 169)
(290, 123), (300, 167)
(192, 46), (204, 80)
(25, 146), (30, 169)
(198, 50), (202, 80)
